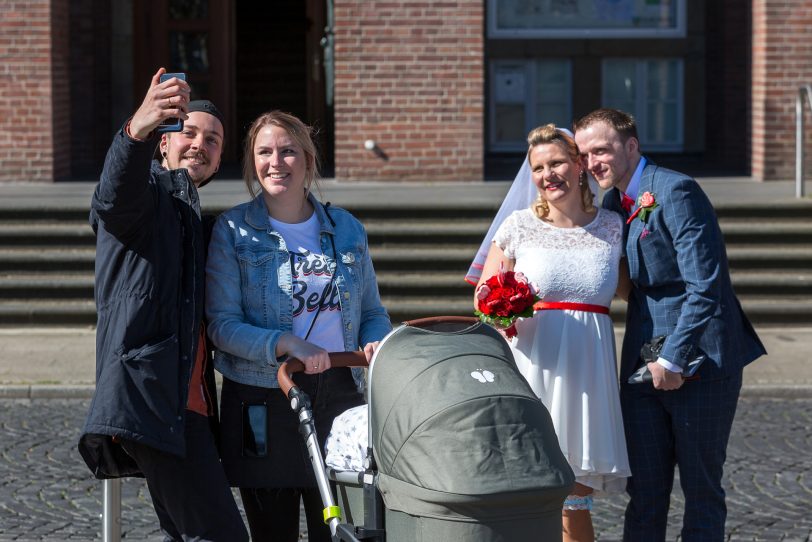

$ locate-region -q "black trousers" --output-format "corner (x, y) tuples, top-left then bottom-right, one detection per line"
(621, 371), (743, 542)
(121, 412), (248, 542)
(219, 369), (364, 542)
(240, 486), (332, 542)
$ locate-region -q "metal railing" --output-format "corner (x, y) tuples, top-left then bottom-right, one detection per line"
(796, 84), (812, 198)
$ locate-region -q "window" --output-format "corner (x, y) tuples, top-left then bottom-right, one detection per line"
(602, 58), (683, 150)
(488, 0), (686, 39)
(490, 59), (572, 151)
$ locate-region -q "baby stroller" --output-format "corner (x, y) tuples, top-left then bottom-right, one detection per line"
(278, 316), (574, 542)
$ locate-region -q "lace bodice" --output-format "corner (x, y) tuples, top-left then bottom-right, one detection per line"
(493, 208), (623, 306)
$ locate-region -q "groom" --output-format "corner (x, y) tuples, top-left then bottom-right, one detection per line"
(574, 109), (765, 541)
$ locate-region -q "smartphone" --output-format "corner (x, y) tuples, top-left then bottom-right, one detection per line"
(157, 72), (186, 133)
(242, 402), (268, 457)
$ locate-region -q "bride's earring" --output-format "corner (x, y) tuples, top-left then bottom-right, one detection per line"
(537, 193), (549, 214)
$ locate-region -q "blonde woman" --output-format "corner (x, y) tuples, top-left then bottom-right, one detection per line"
(206, 111), (391, 542)
(473, 125), (630, 542)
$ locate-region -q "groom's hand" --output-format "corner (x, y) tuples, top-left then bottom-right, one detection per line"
(648, 362), (684, 391)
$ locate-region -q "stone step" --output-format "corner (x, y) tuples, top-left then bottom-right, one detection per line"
(3, 198), (812, 221)
(0, 293), (808, 327)
(364, 220), (490, 245)
(0, 300), (97, 326)
(333, 203), (812, 221)
(711, 203), (812, 220)
(0, 223), (94, 246)
(715, 221), (812, 244)
(0, 243), (810, 274)
(0, 269), (809, 299)
(368, 246), (812, 271)
(1, 216), (810, 246)
(2, 199), (811, 221)
(725, 246), (812, 270)
(374, 270), (812, 296)
(727, 271), (812, 295)
(719, 218), (812, 228)
(0, 249), (96, 272)
(382, 296), (812, 325)
(365, 220), (812, 246)
(0, 274), (95, 298)
(0, 209), (90, 222)
(0, 220), (499, 247)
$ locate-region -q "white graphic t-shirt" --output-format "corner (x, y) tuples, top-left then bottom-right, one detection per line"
(269, 212), (344, 353)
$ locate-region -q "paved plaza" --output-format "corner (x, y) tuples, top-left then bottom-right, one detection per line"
(0, 397), (810, 541)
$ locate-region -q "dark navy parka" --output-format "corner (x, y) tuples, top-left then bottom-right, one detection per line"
(78, 126), (217, 479)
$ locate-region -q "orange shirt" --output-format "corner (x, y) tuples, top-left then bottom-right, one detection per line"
(186, 325), (211, 416)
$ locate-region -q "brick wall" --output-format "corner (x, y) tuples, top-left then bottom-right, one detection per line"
(752, 0), (812, 180)
(0, 0), (70, 182)
(333, 0), (484, 181)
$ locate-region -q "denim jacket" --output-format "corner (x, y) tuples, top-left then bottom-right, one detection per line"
(205, 194), (391, 390)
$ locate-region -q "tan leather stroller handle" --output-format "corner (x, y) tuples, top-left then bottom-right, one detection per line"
(278, 351), (368, 398)
(402, 316), (480, 327)
(278, 317), (479, 396)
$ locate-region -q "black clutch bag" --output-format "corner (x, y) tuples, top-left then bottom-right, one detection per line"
(627, 335), (706, 384)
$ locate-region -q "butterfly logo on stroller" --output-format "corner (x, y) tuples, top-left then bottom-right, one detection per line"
(471, 370), (495, 383)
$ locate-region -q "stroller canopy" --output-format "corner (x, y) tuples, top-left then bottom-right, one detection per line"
(369, 321), (574, 521)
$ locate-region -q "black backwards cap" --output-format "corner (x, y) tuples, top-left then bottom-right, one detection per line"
(187, 100), (224, 126)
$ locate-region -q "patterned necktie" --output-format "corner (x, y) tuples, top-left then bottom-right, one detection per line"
(620, 193), (635, 213)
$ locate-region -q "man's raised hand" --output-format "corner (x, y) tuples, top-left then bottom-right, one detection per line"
(129, 68), (191, 140)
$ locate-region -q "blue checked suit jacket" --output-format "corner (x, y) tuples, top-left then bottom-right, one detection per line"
(603, 160), (766, 382)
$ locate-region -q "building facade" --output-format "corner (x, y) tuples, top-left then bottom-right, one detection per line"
(0, 0), (809, 182)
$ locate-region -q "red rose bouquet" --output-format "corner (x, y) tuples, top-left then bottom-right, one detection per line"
(475, 266), (540, 339)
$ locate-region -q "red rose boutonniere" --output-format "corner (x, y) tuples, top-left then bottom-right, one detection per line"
(626, 191), (658, 225)
(475, 265), (541, 339)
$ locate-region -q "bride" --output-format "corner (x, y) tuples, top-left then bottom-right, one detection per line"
(470, 124), (631, 542)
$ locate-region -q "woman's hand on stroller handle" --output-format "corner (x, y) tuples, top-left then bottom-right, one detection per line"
(276, 333), (331, 374)
(363, 341), (380, 363)
(277, 351), (368, 398)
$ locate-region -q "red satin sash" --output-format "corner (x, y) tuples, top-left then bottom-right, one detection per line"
(532, 301), (610, 314)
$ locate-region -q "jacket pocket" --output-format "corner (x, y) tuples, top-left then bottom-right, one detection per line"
(119, 334), (181, 425)
(636, 229), (679, 285)
(237, 246), (276, 319)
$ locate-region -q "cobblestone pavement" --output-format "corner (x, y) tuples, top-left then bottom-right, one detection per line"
(0, 398), (810, 541)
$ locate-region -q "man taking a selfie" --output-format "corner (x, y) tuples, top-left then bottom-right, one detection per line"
(78, 68), (247, 541)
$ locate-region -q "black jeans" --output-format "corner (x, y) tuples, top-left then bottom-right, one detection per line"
(240, 486), (333, 542)
(219, 368), (364, 541)
(121, 412), (248, 542)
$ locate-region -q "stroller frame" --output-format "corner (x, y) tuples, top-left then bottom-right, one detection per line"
(277, 317), (480, 542)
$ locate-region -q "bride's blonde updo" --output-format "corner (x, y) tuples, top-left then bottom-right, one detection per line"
(527, 124), (594, 219)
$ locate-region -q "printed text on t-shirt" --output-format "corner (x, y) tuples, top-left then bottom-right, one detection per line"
(291, 250), (340, 317)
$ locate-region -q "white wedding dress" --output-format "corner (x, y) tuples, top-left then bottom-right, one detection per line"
(493, 207), (630, 493)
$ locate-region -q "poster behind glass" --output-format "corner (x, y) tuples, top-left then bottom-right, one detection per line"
(491, 0), (683, 38)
